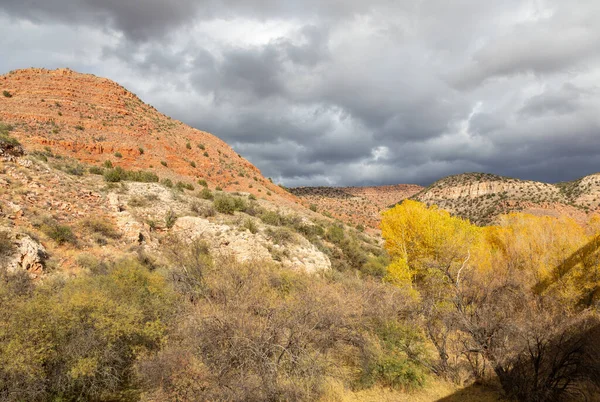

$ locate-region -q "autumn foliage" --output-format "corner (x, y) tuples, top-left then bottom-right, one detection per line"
(382, 200), (600, 400)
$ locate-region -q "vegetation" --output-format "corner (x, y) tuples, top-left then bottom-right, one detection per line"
(212, 193), (248, 214)
(0, 122), (20, 147)
(103, 167), (159, 183)
(381, 200), (600, 400)
(38, 217), (77, 245)
(175, 181), (194, 191)
(0, 232), (433, 402)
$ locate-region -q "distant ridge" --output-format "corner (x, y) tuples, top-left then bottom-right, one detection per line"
(290, 184), (423, 229)
(411, 172), (600, 225)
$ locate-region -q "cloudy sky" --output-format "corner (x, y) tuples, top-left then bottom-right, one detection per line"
(1, 0), (600, 186)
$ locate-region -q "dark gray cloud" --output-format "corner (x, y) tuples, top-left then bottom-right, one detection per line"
(0, 0), (200, 41)
(1, 0), (600, 186)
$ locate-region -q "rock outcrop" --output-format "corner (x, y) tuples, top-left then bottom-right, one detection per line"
(6, 234), (48, 277)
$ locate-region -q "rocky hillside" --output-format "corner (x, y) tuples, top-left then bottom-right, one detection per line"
(290, 184), (423, 229)
(0, 68), (293, 203)
(0, 69), (386, 279)
(412, 172), (600, 225)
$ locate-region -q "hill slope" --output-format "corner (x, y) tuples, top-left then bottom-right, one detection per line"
(290, 184), (423, 229)
(0, 68), (293, 203)
(412, 172), (600, 225)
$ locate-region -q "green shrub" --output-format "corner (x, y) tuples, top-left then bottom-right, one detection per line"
(243, 219), (258, 234)
(103, 167), (158, 183)
(198, 143), (205, 150)
(65, 164), (85, 176)
(82, 218), (120, 239)
(103, 160), (113, 168)
(198, 187), (213, 200)
(114, 152), (122, 158)
(0, 231), (14, 257)
(198, 179), (208, 187)
(165, 210), (178, 229)
(186, 142), (192, 149)
(213, 195), (236, 214)
(175, 181), (194, 191)
(88, 166), (104, 175)
(2, 90), (12, 98)
(161, 178), (173, 188)
(215, 186), (222, 191)
(326, 225), (345, 244)
(233, 196), (247, 212)
(203, 151), (209, 157)
(0, 259), (175, 401)
(260, 210), (283, 226)
(40, 219), (76, 245)
(74, 125), (84, 131)
(0, 123), (20, 147)
(160, 161), (168, 167)
(360, 322), (428, 391)
(103, 167), (124, 183)
(139, 147), (144, 154)
(361, 255), (389, 278)
(128, 196), (148, 208)
(265, 227), (295, 245)
(190, 161), (196, 168)
(309, 204), (318, 212)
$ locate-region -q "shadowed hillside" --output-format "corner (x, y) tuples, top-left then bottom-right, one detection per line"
(290, 184), (423, 229)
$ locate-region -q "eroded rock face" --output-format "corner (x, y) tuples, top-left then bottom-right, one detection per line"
(6, 234), (47, 277)
(173, 216), (331, 273)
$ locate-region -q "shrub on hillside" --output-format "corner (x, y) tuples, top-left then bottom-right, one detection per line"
(213, 194), (236, 214)
(103, 167), (158, 183)
(81, 218), (120, 239)
(265, 227), (295, 245)
(0, 231), (14, 257)
(260, 210), (283, 226)
(0, 259), (176, 401)
(198, 187), (213, 200)
(38, 218), (76, 245)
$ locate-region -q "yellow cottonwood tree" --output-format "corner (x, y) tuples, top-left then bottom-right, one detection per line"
(381, 200), (483, 374)
(381, 200), (481, 288)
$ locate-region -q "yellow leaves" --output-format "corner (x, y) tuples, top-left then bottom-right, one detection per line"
(382, 200), (600, 307)
(382, 200), (481, 282)
(69, 357), (99, 379)
(384, 258), (412, 286)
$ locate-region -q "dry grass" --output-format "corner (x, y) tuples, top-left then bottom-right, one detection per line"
(319, 378), (502, 402)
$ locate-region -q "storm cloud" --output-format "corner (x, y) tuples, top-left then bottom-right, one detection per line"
(1, 0), (600, 186)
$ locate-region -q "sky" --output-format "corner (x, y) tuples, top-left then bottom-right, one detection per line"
(1, 0), (600, 186)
